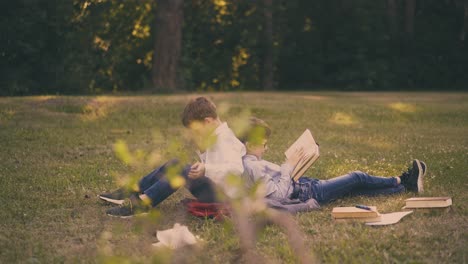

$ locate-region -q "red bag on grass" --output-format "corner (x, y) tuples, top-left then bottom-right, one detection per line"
(184, 199), (231, 221)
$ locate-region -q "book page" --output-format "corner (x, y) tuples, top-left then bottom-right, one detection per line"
(285, 129), (317, 158)
(365, 211), (413, 226)
(284, 129), (319, 181)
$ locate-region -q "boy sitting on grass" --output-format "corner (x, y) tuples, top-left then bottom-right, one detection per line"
(240, 117), (425, 206)
(100, 97), (246, 218)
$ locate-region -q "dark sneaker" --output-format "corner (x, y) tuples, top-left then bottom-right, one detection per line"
(400, 159), (424, 193)
(106, 194), (150, 218)
(399, 164), (412, 186)
(99, 188), (132, 205)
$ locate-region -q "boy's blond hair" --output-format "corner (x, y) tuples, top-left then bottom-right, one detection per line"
(239, 117), (272, 145)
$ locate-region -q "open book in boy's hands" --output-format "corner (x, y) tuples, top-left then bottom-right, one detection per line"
(284, 129), (320, 182)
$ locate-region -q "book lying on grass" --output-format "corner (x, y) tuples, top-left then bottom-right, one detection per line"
(332, 206), (382, 223)
(403, 197), (452, 209)
(284, 129), (320, 182)
(332, 207), (414, 225)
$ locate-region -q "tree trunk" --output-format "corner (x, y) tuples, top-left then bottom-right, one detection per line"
(263, 0), (274, 91)
(387, 0), (398, 38)
(405, 0), (416, 38)
(152, 0), (184, 92)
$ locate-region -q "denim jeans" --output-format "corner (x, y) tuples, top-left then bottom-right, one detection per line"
(295, 171), (404, 204)
(138, 159), (218, 207)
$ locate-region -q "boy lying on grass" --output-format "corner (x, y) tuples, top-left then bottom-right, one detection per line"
(100, 97), (246, 218)
(240, 117), (425, 207)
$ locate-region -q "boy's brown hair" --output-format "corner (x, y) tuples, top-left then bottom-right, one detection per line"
(239, 117), (272, 144)
(182, 97), (218, 127)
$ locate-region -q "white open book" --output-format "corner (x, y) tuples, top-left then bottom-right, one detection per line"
(284, 129), (320, 182)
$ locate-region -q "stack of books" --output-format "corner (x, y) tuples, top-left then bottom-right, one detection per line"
(332, 206), (381, 223)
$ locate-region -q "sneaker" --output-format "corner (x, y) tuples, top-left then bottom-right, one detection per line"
(99, 188), (132, 205)
(106, 194), (150, 218)
(399, 164), (412, 186)
(400, 159), (424, 193)
(418, 160), (427, 192)
(420, 160), (427, 176)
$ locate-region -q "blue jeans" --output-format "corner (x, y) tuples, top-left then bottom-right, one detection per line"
(294, 171), (405, 204)
(138, 159), (218, 207)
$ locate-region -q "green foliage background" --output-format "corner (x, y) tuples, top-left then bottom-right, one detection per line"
(1, 0), (467, 95)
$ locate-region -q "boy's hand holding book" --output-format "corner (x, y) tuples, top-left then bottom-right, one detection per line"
(285, 148), (308, 168)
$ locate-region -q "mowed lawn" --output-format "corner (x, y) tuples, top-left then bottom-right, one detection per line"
(0, 92), (467, 263)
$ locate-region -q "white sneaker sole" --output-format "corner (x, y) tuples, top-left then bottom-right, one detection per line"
(99, 195), (125, 205)
(106, 212), (148, 219)
(415, 159), (424, 193)
(420, 161), (427, 176)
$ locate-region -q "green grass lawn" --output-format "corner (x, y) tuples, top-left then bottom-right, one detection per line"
(1, 92), (467, 263)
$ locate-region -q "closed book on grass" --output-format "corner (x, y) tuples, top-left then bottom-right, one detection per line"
(284, 129), (320, 182)
(332, 206), (381, 223)
(334, 215), (382, 223)
(403, 197), (452, 209)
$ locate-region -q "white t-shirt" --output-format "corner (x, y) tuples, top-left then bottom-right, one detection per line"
(197, 122), (246, 197)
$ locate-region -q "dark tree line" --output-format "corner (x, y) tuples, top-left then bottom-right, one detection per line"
(1, 0), (467, 95)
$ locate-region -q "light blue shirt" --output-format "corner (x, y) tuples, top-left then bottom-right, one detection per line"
(242, 154), (294, 199)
